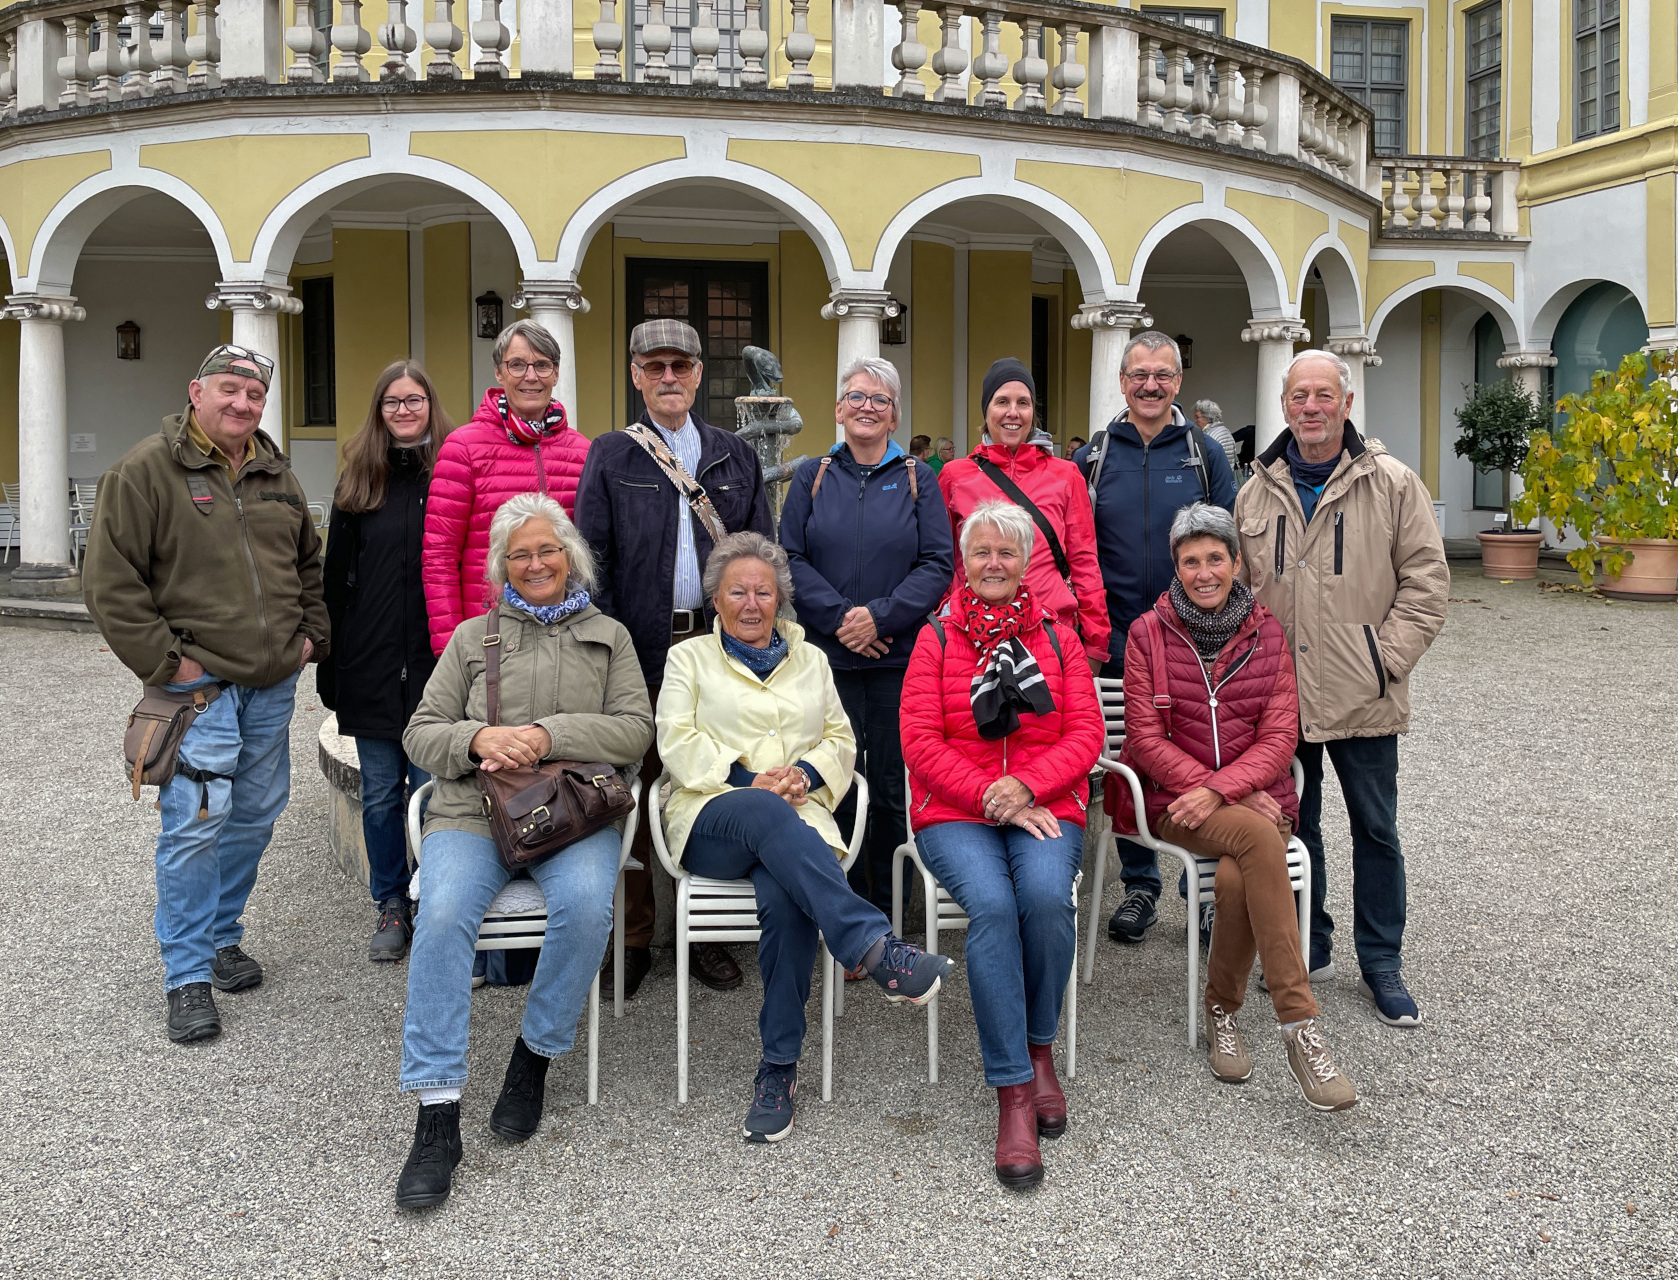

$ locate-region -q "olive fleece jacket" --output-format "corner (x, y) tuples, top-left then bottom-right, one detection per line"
(84, 412), (329, 688)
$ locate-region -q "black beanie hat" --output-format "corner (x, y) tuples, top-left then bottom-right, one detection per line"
(980, 358), (1036, 420)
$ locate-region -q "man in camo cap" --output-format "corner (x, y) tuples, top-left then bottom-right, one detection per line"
(85, 343), (329, 1045)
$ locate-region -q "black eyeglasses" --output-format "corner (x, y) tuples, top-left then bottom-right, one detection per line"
(380, 394), (430, 414)
(842, 391), (896, 410)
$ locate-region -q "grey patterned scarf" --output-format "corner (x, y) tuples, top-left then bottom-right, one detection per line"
(1168, 577), (1255, 661)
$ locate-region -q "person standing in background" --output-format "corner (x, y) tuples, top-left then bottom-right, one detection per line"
(930, 437), (956, 474)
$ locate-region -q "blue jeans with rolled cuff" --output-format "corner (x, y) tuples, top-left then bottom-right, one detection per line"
(354, 736), (429, 904)
(915, 820), (1083, 1087)
(399, 825), (619, 1091)
(154, 670), (299, 991)
(680, 788), (890, 1067)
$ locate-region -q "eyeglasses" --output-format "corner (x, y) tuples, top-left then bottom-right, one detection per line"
(636, 359), (696, 380)
(218, 344), (275, 372)
(1123, 369), (1180, 385)
(380, 394), (430, 414)
(842, 391), (896, 411)
(503, 358), (557, 378)
(506, 546), (568, 567)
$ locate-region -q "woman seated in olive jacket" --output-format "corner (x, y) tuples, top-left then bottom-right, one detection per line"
(656, 532), (953, 1146)
(394, 493), (653, 1210)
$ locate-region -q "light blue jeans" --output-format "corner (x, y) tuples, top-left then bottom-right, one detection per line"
(915, 820), (1083, 1087)
(155, 669), (300, 991)
(400, 825), (620, 1091)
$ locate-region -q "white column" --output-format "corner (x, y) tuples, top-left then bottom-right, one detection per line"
(2, 294), (85, 594)
(1325, 334), (1381, 423)
(831, 0), (885, 91)
(519, 0), (575, 74)
(1071, 300), (1151, 438)
(15, 17), (66, 112)
(218, 0), (287, 82)
(821, 289), (899, 444)
(513, 281), (591, 427)
(205, 282), (302, 445)
(1242, 317), (1310, 452)
(1495, 347), (1556, 402)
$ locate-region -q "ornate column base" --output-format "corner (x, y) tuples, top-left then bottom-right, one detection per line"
(1072, 301), (1152, 435)
(9, 561), (84, 597)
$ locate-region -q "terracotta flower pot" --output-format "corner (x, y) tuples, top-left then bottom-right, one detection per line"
(1597, 537), (1678, 601)
(1476, 530), (1543, 580)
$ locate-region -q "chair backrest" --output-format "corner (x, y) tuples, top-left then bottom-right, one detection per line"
(1095, 676), (1126, 756)
(308, 502), (328, 531)
(2, 481), (20, 506)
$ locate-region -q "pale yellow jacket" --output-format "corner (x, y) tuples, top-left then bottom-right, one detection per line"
(657, 619), (856, 865)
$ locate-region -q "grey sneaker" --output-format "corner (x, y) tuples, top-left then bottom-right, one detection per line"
(1283, 1019), (1357, 1111)
(1107, 888), (1159, 944)
(870, 937), (955, 1005)
(369, 897), (412, 963)
(210, 945), (263, 992)
(1205, 1001), (1252, 1083)
(743, 1061), (797, 1143)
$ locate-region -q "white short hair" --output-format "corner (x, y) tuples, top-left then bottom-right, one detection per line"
(959, 499), (1035, 571)
(485, 493), (597, 593)
(1283, 349), (1353, 399)
(837, 356), (902, 404)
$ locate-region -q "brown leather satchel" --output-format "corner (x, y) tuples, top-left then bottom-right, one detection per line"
(476, 606), (635, 873)
(123, 680), (228, 806)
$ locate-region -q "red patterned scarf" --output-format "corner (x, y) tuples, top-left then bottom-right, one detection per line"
(497, 392), (567, 446)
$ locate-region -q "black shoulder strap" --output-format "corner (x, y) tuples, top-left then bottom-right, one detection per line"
(1184, 421), (1212, 501)
(1042, 618), (1063, 662)
(927, 614), (945, 647)
(482, 605), (503, 727)
(1085, 428), (1109, 507)
(973, 456), (1072, 583)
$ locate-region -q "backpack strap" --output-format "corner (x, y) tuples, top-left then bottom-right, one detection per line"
(809, 455), (834, 499)
(1184, 420), (1212, 501)
(482, 605), (503, 728)
(1085, 428), (1110, 507)
(906, 456), (919, 501)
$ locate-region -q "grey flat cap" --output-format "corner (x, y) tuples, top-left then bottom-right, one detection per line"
(630, 318), (702, 358)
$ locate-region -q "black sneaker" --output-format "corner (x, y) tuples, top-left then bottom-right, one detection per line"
(742, 1061), (797, 1144)
(395, 1102), (463, 1209)
(1198, 901), (1216, 948)
(869, 936), (955, 1005)
(369, 897), (413, 963)
(489, 1036), (551, 1142)
(1360, 969), (1422, 1028)
(210, 944), (263, 992)
(165, 981), (221, 1043)
(601, 945), (653, 999)
(1107, 888), (1158, 944)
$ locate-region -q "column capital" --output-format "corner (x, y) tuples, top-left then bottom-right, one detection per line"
(204, 282), (303, 315)
(1242, 317), (1311, 345)
(821, 289), (899, 322)
(513, 280), (591, 315)
(1325, 334), (1382, 367)
(1070, 300), (1151, 331)
(1495, 348), (1558, 370)
(1, 293), (85, 323)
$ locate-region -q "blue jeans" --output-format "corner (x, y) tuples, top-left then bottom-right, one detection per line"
(1295, 734), (1405, 973)
(915, 820), (1083, 1087)
(831, 667), (907, 913)
(400, 825), (620, 1090)
(154, 670), (300, 990)
(355, 737), (429, 904)
(682, 788), (890, 1066)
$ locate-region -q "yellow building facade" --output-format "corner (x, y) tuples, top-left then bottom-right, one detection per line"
(0, 0), (1672, 589)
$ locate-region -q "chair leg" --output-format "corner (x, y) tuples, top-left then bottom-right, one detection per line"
(1292, 837), (1311, 957)
(675, 898), (690, 1105)
(891, 846), (906, 938)
(821, 941), (835, 1103)
(1186, 872), (1201, 1049)
(1082, 837), (1108, 985)
(923, 867), (940, 1085)
(1066, 869), (1081, 1078)
(587, 972), (600, 1105)
(835, 953), (847, 1019)
(613, 874), (626, 1019)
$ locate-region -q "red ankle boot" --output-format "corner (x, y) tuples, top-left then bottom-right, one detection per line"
(1028, 1041), (1067, 1138)
(994, 1083), (1044, 1189)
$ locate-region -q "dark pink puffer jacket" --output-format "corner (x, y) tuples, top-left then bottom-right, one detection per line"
(422, 389), (589, 655)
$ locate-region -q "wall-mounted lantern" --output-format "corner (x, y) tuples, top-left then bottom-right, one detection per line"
(475, 290), (504, 340)
(116, 319), (141, 361)
(1175, 333), (1193, 369)
(880, 298), (908, 346)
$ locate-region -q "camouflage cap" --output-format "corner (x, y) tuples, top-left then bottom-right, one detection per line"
(195, 343), (275, 388)
(629, 318), (702, 358)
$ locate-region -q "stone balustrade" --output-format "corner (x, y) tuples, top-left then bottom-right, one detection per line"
(1380, 156), (1522, 237)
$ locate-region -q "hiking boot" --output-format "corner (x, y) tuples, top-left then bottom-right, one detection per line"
(210, 945), (263, 993)
(1107, 888), (1158, 944)
(994, 1083), (1043, 1189)
(1360, 969), (1422, 1027)
(166, 981), (221, 1044)
(601, 945), (653, 1000)
(869, 937), (955, 1005)
(1283, 1020), (1358, 1112)
(691, 942), (743, 992)
(489, 1036), (551, 1142)
(395, 1102), (462, 1209)
(369, 897), (412, 963)
(743, 1060), (797, 1143)
(1027, 1042), (1066, 1138)
(1205, 1001), (1252, 1083)
(1198, 901), (1215, 949)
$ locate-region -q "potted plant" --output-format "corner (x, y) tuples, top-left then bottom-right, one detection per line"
(1513, 348), (1678, 601)
(1452, 376), (1546, 577)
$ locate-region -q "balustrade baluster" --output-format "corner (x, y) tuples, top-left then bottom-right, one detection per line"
(1213, 57), (1241, 144)
(1048, 22), (1083, 118)
(285, 0), (326, 82)
(1384, 166), (1411, 230)
(59, 17), (93, 107)
(424, 0), (463, 80)
(1241, 65), (1266, 150)
(1138, 37), (1164, 128)
(592, 0), (624, 81)
(1161, 44), (1190, 134)
(470, 0), (509, 78)
(0, 29), (15, 120)
(971, 9), (1006, 107)
(90, 9), (124, 100)
(1413, 167), (1438, 229)
(1296, 90), (1317, 164)
(739, 0), (767, 86)
(330, 0), (372, 82)
(929, 4), (968, 103)
(691, 0), (720, 87)
(379, 0), (419, 80)
(152, 0), (190, 91)
(188, 0), (222, 89)
(783, 0), (815, 89)
(643, 0), (673, 83)
(122, 2), (159, 97)
(1466, 170), (1492, 232)
(1440, 166), (1465, 231)
(1188, 52), (1213, 138)
(1012, 19), (1047, 112)
(891, 0), (928, 100)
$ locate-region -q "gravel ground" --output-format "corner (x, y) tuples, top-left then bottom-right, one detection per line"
(0, 565), (1673, 1279)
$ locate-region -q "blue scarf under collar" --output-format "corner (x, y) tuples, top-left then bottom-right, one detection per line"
(721, 628), (789, 680)
(502, 581), (591, 625)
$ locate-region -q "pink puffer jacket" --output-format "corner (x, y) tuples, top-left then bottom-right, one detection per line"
(422, 389), (589, 654)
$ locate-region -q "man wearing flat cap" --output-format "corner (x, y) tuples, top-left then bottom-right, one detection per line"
(574, 319), (772, 997)
(86, 344), (329, 1044)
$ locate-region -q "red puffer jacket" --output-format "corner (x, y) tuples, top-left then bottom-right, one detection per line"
(1108, 591), (1300, 833)
(901, 607), (1104, 831)
(422, 389), (589, 655)
(938, 439), (1111, 664)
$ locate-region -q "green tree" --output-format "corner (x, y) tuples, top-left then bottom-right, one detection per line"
(1451, 378), (1546, 523)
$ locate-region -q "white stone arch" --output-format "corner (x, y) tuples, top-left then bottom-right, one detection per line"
(247, 156), (540, 282)
(0, 212), (18, 284)
(26, 169), (234, 294)
(553, 159), (854, 283)
(867, 178), (1119, 298)
(1127, 204), (1290, 317)
(1368, 274), (1519, 347)
(1302, 236), (1365, 336)
(1528, 276), (1646, 348)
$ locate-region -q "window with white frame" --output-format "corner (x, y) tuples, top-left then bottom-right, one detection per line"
(1465, 2), (1501, 158)
(631, 0), (746, 86)
(1574, 0), (1620, 141)
(1331, 18), (1407, 155)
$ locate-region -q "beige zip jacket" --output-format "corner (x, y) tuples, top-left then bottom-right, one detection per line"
(1234, 424), (1448, 742)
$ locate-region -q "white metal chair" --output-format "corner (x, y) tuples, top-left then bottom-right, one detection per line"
(0, 481), (20, 564)
(68, 482), (98, 570)
(404, 776), (643, 1105)
(889, 767), (1081, 1085)
(1087, 678), (1311, 1049)
(648, 770), (868, 1105)
(308, 501), (328, 532)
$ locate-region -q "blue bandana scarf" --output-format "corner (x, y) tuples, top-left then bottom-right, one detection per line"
(502, 581), (591, 624)
(722, 628), (789, 681)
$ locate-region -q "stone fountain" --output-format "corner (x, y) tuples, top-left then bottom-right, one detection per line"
(734, 346), (806, 532)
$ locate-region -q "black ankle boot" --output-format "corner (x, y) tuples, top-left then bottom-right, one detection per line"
(489, 1036), (551, 1142)
(395, 1102), (462, 1209)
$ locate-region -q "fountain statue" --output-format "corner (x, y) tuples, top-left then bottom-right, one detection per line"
(734, 346), (807, 532)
